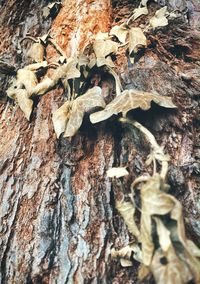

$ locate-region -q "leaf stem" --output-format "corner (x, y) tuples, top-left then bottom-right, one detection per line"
(120, 117), (169, 180)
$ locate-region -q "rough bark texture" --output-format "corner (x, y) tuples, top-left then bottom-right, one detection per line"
(0, 0), (199, 283)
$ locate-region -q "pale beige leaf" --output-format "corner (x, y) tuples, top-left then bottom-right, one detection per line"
(116, 199), (140, 238)
(107, 167), (129, 178)
(149, 6), (168, 29)
(17, 69), (38, 95)
(129, 27), (147, 54)
(6, 79), (23, 99)
(96, 56), (115, 68)
(111, 243), (142, 266)
(141, 212), (154, 265)
(27, 43), (44, 63)
(110, 24), (129, 44)
(107, 66), (122, 97)
(24, 61), (48, 71)
(15, 89), (33, 120)
(90, 89), (177, 124)
(52, 101), (71, 138)
(93, 39), (118, 59)
(153, 217), (171, 252)
(94, 31), (109, 40)
(130, 6), (148, 22)
(64, 86), (105, 137)
(151, 246), (193, 284)
(32, 77), (55, 96)
(52, 58), (81, 82)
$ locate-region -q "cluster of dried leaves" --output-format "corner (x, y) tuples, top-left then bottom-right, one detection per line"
(109, 119), (200, 283)
(6, 0), (175, 138)
(4, 0), (200, 282)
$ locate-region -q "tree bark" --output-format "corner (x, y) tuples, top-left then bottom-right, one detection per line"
(0, 0), (200, 283)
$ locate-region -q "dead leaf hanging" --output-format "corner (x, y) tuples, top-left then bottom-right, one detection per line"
(52, 58), (81, 82)
(15, 89), (33, 120)
(27, 42), (45, 63)
(107, 167), (129, 178)
(17, 69), (38, 95)
(90, 89), (177, 124)
(149, 6), (168, 29)
(110, 24), (129, 44)
(52, 101), (71, 138)
(129, 27), (147, 55)
(62, 86), (105, 137)
(116, 199), (140, 239)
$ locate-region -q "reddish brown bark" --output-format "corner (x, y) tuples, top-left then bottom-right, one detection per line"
(0, 0), (200, 283)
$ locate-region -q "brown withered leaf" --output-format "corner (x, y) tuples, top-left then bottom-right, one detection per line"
(64, 86), (106, 137)
(110, 24), (129, 44)
(149, 6), (168, 29)
(129, 27), (147, 55)
(27, 42), (44, 63)
(90, 89), (177, 124)
(15, 89), (33, 120)
(52, 101), (71, 138)
(151, 246), (193, 284)
(116, 199), (140, 239)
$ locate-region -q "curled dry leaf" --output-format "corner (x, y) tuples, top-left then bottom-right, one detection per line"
(129, 27), (147, 55)
(52, 58), (81, 82)
(32, 77), (55, 96)
(107, 167), (129, 178)
(24, 61), (48, 71)
(15, 89), (33, 120)
(116, 199), (140, 238)
(149, 6), (168, 29)
(94, 31), (109, 40)
(153, 217), (171, 252)
(90, 89), (177, 124)
(151, 246), (193, 284)
(128, 6), (148, 23)
(110, 24), (129, 44)
(107, 66), (122, 97)
(63, 86), (106, 137)
(111, 243), (142, 267)
(52, 101), (71, 138)
(93, 39), (118, 60)
(96, 56), (115, 68)
(17, 69), (38, 95)
(27, 42), (44, 63)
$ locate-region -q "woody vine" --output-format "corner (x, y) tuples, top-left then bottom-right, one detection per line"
(5, 0), (200, 283)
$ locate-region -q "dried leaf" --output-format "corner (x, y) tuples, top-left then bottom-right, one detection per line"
(116, 199), (140, 238)
(17, 69), (38, 95)
(96, 56), (115, 68)
(149, 6), (168, 29)
(151, 246), (193, 284)
(107, 67), (122, 97)
(94, 31), (109, 40)
(111, 243), (142, 266)
(93, 39), (118, 59)
(24, 61), (48, 71)
(153, 217), (171, 252)
(27, 43), (44, 63)
(129, 27), (147, 55)
(52, 101), (71, 138)
(64, 86), (105, 137)
(15, 89), (33, 120)
(32, 77), (55, 96)
(110, 24), (129, 44)
(107, 167), (129, 178)
(52, 58), (81, 82)
(90, 89), (177, 124)
(129, 6), (148, 22)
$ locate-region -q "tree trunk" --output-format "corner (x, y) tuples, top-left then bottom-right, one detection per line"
(0, 0), (199, 283)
